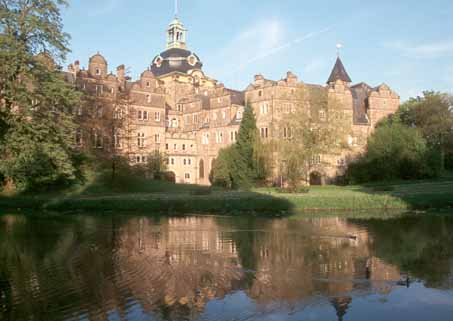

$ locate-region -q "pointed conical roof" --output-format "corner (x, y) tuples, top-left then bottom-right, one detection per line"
(327, 57), (352, 84)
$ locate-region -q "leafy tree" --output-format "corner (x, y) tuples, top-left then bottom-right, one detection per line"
(0, 0), (81, 192)
(146, 151), (168, 180)
(210, 146), (235, 189)
(398, 91), (453, 171)
(347, 119), (437, 183)
(277, 86), (351, 191)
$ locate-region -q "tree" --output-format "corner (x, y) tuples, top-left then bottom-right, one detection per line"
(146, 151), (168, 180)
(211, 105), (262, 189)
(0, 0), (81, 191)
(277, 85), (351, 191)
(347, 119), (438, 183)
(398, 91), (453, 171)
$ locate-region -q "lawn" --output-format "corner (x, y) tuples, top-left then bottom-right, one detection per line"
(1, 172), (453, 214)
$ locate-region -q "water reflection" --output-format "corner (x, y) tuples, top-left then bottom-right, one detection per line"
(0, 213), (452, 321)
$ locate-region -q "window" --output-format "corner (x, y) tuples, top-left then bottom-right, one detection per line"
(337, 158), (346, 166)
(155, 111), (161, 122)
(258, 90), (263, 97)
(146, 81), (151, 88)
(236, 110), (243, 120)
(283, 127), (292, 139)
(319, 110), (326, 121)
(114, 131), (122, 149)
(185, 173), (191, 179)
(310, 155), (321, 166)
(188, 158), (192, 165)
(174, 144), (177, 150)
(182, 144), (186, 151)
(95, 68), (100, 76)
(199, 159), (205, 179)
(110, 87), (114, 95)
(113, 108), (122, 119)
(146, 94), (151, 103)
(202, 133), (209, 145)
(154, 134), (160, 144)
(137, 133), (145, 148)
(138, 110), (148, 121)
(75, 129), (83, 146)
(177, 104), (183, 112)
(135, 155), (147, 164)
(193, 114), (198, 123)
(260, 127), (268, 138)
(96, 105), (103, 118)
(92, 129), (103, 149)
(170, 158), (175, 165)
(222, 111), (226, 119)
(260, 102), (269, 115)
(95, 85), (103, 96)
(216, 131), (223, 143)
(165, 143), (169, 150)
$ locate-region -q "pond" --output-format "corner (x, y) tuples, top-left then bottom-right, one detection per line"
(0, 212), (453, 321)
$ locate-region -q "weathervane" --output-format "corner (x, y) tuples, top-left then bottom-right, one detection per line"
(336, 43), (343, 57)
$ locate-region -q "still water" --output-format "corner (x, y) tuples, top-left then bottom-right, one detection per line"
(1, 213), (453, 321)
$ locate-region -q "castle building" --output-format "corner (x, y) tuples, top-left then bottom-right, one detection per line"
(66, 13), (400, 186)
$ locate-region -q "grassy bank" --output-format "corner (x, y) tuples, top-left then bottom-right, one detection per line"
(1, 173), (453, 215)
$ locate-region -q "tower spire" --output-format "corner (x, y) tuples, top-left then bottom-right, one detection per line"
(166, 1), (187, 49)
(336, 43), (343, 57)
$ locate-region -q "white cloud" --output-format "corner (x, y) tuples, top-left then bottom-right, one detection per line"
(207, 19), (331, 83)
(384, 40), (453, 58)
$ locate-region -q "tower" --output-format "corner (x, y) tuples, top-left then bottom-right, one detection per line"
(166, 0), (187, 49)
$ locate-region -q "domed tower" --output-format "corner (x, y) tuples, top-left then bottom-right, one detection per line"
(89, 52), (108, 78)
(151, 9), (203, 78)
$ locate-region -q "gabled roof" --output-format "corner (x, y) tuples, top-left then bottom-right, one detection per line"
(327, 57), (352, 84)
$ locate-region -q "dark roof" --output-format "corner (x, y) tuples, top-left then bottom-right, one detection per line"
(151, 48), (203, 77)
(350, 83), (371, 125)
(327, 57), (352, 84)
(226, 89), (245, 106)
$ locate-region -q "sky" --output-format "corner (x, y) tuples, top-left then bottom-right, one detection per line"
(62, 0), (453, 101)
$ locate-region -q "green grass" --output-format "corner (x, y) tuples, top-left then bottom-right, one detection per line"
(1, 171), (453, 215)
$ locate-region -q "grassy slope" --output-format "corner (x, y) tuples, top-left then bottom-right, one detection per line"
(1, 172), (453, 214)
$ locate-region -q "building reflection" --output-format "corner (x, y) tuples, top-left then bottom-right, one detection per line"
(1, 214), (453, 321)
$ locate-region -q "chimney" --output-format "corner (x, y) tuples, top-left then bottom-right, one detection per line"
(74, 60), (80, 73)
(254, 74), (264, 86)
(117, 64), (125, 84)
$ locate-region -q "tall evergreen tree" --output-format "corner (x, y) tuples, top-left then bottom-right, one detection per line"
(211, 105), (261, 189)
(0, 0), (81, 191)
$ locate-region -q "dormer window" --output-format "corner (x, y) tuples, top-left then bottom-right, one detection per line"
(188, 55), (197, 66)
(95, 68), (101, 76)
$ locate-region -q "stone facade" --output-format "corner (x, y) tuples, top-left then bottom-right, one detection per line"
(66, 15), (400, 185)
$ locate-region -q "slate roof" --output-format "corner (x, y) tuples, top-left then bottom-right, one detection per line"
(350, 83), (371, 125)
(327, 57), (352, 84)
(151, 48), (203, 77)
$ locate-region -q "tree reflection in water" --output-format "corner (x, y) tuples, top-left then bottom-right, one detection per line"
(0, 213), (452, 321)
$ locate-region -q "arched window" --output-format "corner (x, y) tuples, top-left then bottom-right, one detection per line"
(199, 159), (205, 179)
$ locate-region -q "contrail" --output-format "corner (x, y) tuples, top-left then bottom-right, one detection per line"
(226, 26), (333, 77)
